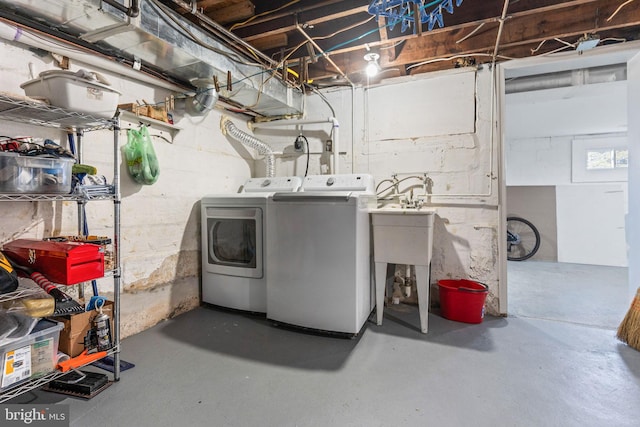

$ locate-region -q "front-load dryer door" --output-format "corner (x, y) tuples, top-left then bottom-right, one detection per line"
(204, 207), (263, 278)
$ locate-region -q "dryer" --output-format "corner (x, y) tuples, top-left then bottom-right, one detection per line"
(201, 177), (302, 313)
(266, 174), (377, 334)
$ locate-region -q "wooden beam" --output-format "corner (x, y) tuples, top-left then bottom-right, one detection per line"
(243, 0), (362, 29)
(196, 0), (228, 10)
(248, 33), (289, 52)
(308, 0), (607, 60)
(205, 1), (255, 25)
(377, 16), (395, 64)
(306, 0), (640, 79)
(235, 2), (368, 40)
(394, 0), (640, 65)
(498, 0), (640, 50)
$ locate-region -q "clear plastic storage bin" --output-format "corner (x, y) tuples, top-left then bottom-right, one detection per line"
(0, 318), (63, 391)
(0, 152), (74, 194)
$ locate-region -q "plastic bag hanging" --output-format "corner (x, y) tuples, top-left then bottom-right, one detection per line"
(124, 125), (160, 185)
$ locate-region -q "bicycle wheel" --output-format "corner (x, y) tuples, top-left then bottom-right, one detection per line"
(506, 216), (540, 261)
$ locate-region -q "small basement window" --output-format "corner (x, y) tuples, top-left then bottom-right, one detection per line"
(572, 134), (628, 182)
(586, 148), (629, 170)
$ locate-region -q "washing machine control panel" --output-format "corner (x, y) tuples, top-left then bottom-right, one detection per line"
(243, 176), (302, 193)
(302, 174), (375, 194)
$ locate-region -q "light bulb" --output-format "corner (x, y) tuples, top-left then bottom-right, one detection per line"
(366, 61), (379, 77)
(364, 52), (380, 77)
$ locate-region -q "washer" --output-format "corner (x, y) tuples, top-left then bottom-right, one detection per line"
(266, 174), (377, 334)
(201, 176), (302, 313)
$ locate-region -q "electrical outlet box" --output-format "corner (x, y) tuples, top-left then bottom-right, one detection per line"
(325, 139), (333, 152)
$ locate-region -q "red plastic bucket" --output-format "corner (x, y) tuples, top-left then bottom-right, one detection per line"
(438, 279), (488, 324)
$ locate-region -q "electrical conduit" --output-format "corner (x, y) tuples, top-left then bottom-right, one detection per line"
(221, 117), (275, 178)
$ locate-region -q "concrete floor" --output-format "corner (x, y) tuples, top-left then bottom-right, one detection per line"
(8, 262), (640, 427)
(508, 260), (630, 328)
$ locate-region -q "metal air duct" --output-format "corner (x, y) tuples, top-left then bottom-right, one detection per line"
(0, 0), (303, 117)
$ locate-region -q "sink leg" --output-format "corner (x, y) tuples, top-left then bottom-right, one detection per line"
(415, 264), (430, 333)
(375, 262), (389, 325)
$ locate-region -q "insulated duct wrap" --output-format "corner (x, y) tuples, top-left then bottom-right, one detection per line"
(221, 117), (275, 178)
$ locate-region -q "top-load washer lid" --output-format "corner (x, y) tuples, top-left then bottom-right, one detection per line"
(242, 176), (303, 193)
(300, 174), (375, 194)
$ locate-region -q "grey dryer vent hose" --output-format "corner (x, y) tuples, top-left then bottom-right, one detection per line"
(221, 117), (275, 178)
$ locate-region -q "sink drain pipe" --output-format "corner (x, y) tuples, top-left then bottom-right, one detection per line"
(221, 116), (275, 177)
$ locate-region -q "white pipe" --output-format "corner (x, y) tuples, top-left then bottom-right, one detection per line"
(249, 118), (337, 128)
(250, 117), (340, 174)
(351, 84), (356, 173)
(0, 20), (188, 93)
(330, 117), (340, 174)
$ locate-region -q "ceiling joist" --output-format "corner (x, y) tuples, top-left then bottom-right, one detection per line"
(190, 0), (640, 84)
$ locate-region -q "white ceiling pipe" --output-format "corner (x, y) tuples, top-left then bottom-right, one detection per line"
(249, 118), (337, 128)
(250, 117), (340, 174)
(0, 20), (188, 93)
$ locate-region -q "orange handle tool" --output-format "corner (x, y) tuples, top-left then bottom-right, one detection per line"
(57, 349), (108, 372)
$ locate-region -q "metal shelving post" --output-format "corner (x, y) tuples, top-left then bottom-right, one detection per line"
(112, 115), (121, 381)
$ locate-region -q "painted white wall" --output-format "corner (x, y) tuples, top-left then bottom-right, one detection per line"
(505, 80), (629, 266)
(0, 38), (255, 337)
(506, 82), (627, 138)
(506, 136), (572, 186)
(359, 70), (496, 200)
(556, 184), (627, 267)
(628, 53), (640, 301)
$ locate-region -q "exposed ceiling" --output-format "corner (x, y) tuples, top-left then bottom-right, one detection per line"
(0, 0), (638, 117)
(182, 0), (640, 86)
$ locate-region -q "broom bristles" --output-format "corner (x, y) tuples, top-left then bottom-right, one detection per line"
(617, 288), (640, 351)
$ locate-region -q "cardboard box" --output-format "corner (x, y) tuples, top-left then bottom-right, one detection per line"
(118, 102), (148, 116)
(52, 300), (113, 357)
(118, 102), (169, 123)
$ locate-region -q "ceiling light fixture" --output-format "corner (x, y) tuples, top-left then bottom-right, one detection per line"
(576, 33), (600, 51)
(364, 52), (381, 77)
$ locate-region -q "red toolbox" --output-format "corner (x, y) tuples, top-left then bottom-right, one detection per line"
(2, 238), (104, 285)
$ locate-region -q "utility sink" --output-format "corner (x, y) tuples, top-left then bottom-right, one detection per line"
(370, 207), (436, 265)
(370, 207), (436, 333)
